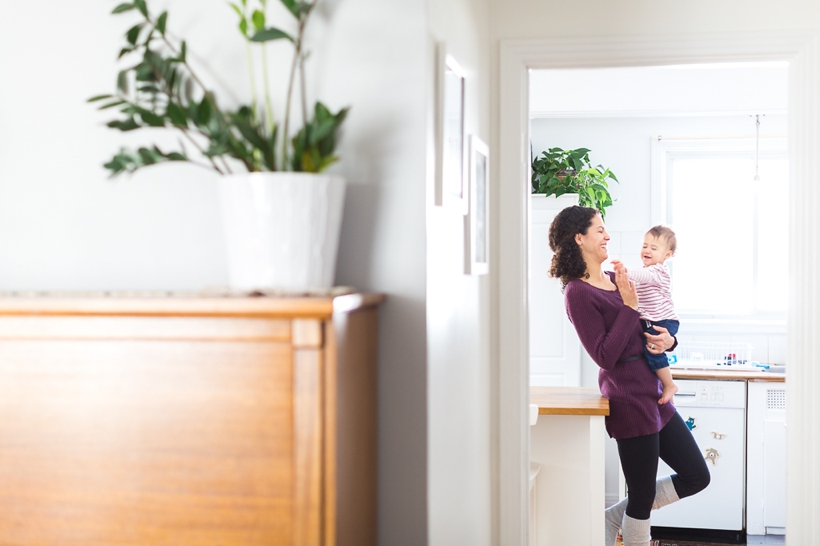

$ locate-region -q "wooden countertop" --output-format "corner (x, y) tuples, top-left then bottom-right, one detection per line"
(672, 369), (785, 382)
(0, 291), (386, 319)
(530, 386), (610, 416)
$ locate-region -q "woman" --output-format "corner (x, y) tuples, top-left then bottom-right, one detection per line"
(547, 206), (710, 546)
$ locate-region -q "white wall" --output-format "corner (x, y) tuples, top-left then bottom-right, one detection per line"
(309, 3), (430, 545)
(530, 64), (789, 118)
(2, 1), (497, 544)
(426, 1), (493, 546)
(529, 114), (788, 381)
(0, 1), (236, 291)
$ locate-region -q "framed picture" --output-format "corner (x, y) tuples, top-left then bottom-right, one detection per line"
(466, 135), (489, 275)
(435, 43), (467, 213)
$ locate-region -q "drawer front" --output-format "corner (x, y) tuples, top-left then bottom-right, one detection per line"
(0, 338), (298, 545)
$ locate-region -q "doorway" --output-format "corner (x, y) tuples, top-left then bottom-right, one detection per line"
(527, 63), (789, 539)
(495, 32), (820, 546)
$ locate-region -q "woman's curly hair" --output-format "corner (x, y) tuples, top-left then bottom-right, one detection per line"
(548, 206), (599, 289)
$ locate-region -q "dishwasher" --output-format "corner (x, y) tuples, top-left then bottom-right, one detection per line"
(651, 378), (748, 542)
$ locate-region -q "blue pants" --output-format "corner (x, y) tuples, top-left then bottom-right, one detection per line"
(643, 319), (679, 372)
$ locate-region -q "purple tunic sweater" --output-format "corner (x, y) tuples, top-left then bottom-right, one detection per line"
(564, 272), (676, 439)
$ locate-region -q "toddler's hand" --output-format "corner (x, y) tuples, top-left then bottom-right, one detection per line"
(611, 259), (627, 275)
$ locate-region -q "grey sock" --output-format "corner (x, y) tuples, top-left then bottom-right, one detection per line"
(653, 475), (680, 509)
(621, 514), (651, 546)
(604, 497), (627, 546)
(604, 477), (679, 546)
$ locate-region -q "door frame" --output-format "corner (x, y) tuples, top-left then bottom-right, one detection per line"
(496, 31), (820, 545)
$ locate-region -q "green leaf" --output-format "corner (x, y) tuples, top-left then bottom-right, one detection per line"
(178, 41), (187, 63)
(107, 118), (140, 131)
(251, 9), (265, 30)
(118, 46), (135, 59)
(134, 0), (148, 17)
(117, 70), (129, 95)
(138, 147), (157, 165)
(239, 18), (248, 36)
(111, 3), (135, 14)
(138, 109), (165, 127)
(183, 78), (194, 101)
(280, 0), (299, 17)
(87, 94), (113, 103)
(229, 3), (244, 18)
(198, 95), (212, 125)
(250, 27), (293, 42)
(156, 11), (167, 35)
(126, 23), (143, 45)
(99, 99), (127, 110)
(165, 102), (188, 129)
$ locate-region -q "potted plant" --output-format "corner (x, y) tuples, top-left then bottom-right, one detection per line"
(89, 0), (348, 292)
(531, 147), (618, 218)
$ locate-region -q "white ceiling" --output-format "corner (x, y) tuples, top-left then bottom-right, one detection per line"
(529, 62), (788, 118)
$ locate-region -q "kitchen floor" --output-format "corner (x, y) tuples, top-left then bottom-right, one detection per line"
(613, 535), (785, 545)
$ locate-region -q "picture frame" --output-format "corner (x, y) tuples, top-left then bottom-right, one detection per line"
(435, 43), (467, 214)
(465, 135), (489, 275)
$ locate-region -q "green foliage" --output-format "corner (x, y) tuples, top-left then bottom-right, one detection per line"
(531, 147), (618, 218)
(91, 0), (347, 177)
(291, 103), (348, 172)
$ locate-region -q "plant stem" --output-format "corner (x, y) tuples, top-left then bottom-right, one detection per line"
(298, 3), (317, 128)
(219, 155), (233, 174)
(260, 45), (275, 134)
(282, 37), (300, 170)
(178, 128), (224, 174)
(246, 40), (259, 120)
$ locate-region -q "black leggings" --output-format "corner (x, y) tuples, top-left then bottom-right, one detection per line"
(616, 412), (711, 520)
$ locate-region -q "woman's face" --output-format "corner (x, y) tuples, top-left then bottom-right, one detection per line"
(575, 214), (610, 264)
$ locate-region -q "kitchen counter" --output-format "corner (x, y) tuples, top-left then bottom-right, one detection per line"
(530, 386), (610, 415)
(529, 387), (608, 545)
(671, 369), (785, 382)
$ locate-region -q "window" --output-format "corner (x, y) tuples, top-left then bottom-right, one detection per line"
(651, 138), (788, 320)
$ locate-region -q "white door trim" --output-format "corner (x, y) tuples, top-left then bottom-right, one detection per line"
(496, 31), (820, 545)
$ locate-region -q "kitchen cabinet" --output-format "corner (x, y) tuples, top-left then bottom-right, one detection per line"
(529, 386), (609, 546)
(0, 293), (383, 546)
(746, 380), (787, 536)
(645, 370), (787, 541)
(529, 194), (581, 386)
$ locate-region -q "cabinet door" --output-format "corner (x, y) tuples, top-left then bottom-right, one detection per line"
(0, 316), (298, 546)
(529, 195), (581, 386)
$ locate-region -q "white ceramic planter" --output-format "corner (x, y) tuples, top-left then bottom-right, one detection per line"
(218, 172), (346, 292)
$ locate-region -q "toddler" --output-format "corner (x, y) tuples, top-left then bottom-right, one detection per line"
(613, 225), (679, 404)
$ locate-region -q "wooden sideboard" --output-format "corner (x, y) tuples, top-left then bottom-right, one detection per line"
(0, 293), (384, 546)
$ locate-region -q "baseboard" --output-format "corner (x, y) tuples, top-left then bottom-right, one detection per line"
(651, 526), (745, 546)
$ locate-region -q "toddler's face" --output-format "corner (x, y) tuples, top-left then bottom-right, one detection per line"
(641, 234), (673, 266)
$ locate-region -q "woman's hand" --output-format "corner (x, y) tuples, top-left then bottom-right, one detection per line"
(614, 263), (639, 310)
(645, 325), (676, 355)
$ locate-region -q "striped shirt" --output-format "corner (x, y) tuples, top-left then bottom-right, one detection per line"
(627, 263), (678, 322)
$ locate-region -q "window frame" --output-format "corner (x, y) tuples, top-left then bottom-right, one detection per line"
(650, 136), (788, 331)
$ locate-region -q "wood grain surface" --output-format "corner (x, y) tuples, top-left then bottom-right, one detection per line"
(0, 339), (294, 545)
(0, 296), (383, 546)
(530, 386), (610, 416)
